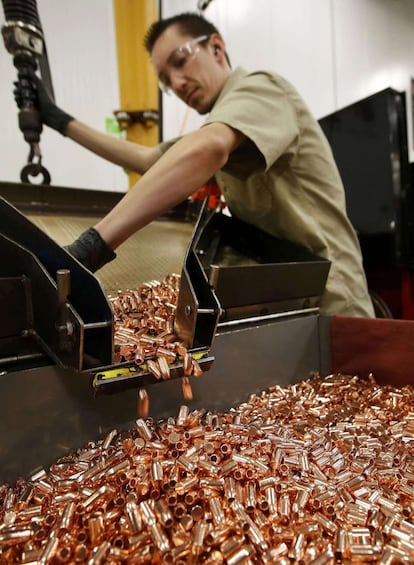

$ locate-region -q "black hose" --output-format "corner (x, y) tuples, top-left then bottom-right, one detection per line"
(1, 0), (42, 31)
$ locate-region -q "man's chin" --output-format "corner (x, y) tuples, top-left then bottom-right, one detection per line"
(191, 100), (213, 115)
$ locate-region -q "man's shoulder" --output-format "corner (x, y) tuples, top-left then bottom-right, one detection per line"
(224, 67), (296, 95)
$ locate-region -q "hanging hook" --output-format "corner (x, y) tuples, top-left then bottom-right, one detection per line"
(197, 0), (214, 14)
(20, 143), (51, 185)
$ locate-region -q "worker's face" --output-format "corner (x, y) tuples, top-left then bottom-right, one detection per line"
(151, 25), (229, 115)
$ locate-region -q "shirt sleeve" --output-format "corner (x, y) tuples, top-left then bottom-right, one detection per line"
(203, 71), (299, 176)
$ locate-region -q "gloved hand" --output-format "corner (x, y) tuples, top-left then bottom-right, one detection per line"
(65, 228), (116, 273)
(14, 71), (74, 135)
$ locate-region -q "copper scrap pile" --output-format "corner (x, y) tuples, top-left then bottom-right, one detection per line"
(2, 374), (414, 564)
(108, 275), (202, 409)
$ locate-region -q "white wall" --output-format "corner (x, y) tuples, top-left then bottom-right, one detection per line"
(0, 0), (127, 191)
(1, 0), (414, 190)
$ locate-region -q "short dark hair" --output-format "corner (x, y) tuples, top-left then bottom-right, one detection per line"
(144, 12), (231, 66)
(144, 12), (220, 53)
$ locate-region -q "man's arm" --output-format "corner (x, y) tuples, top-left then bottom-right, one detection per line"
(19, 73), (162, 175)
(65, 120), (162, 175)
(94, 122), (245, 249)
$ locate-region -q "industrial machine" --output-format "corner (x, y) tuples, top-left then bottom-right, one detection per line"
(0, 191), (331, 483)
(1, 0), (53, 184)
(1, 186), (414, 488)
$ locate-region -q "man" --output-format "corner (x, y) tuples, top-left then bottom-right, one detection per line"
(21, 12), (374, 317)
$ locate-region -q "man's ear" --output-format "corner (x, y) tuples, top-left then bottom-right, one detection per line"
(210, 32), (225, 55)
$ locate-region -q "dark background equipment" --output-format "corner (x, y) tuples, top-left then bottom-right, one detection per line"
(319, 88), (414, 319)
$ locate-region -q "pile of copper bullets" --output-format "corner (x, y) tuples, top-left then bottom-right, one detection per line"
(1, 373), (414, 564)
(109, 275), (181, 365)
(108, 275), (202, 414)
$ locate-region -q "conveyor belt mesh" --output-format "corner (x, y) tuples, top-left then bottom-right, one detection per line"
(26, 213), (193, 293)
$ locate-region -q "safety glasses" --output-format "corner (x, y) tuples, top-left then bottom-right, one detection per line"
(158, 34), (211, 94)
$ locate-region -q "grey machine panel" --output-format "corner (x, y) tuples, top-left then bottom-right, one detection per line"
(0, 314), (325, 484)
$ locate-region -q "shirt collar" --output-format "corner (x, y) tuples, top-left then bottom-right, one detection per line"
(211, 67), (249, 110)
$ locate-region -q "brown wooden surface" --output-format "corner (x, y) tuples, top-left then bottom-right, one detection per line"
(330, 315), (414, 387)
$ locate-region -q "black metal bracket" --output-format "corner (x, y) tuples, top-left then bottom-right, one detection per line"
(91, 351), (214, 395)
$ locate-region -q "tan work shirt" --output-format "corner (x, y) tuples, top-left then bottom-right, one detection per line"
(162, 67), (374, 317)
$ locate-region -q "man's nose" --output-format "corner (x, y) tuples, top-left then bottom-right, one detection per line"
(170, 70), (187, 94)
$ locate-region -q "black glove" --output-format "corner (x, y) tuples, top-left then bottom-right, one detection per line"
(14, 71), (73, 135)
(65, 228), (116, 273)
